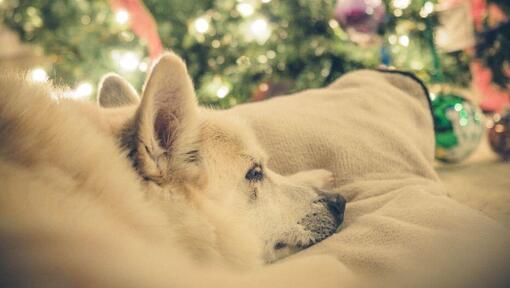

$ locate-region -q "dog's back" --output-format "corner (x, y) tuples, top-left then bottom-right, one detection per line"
(0, 75), (344, 288)
(0, 75), (197, 287)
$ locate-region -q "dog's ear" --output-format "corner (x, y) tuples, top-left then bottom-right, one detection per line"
(131, 52), (200, 183)
(97, 73), (140, 108)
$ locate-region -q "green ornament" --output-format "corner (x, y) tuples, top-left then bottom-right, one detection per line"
(432, 92), (483, 163)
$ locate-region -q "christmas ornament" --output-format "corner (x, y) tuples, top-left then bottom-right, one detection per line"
(435, 0), (475, 53)
(432, 92), (484, 162)
(334, 0), (386, 44)
(488, 108), (510, 160)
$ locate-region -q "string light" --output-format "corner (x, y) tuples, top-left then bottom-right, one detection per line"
(411, 60), (424, 70)
(388, 34), (397, 45)
(392, 0), (411, 10)
(119, 52), (140, 72)
(259, 83), (269, 92)
(193, 17), (210, 34)
(420, 2), (434, 18)
(111, 50), (141, 73)
(60, 82), (94, 100)
(205, 76), (231, 99)
(115, 9), (130, 24)
(216, 85), (230, 98)
(29, 67), (48, 83)
(211, 39), (221, 48)
(399, 35), (410, 47)
(236, 2), (255, 17)
(138, 62), (148, 72)
(75, 82), (93, 98)
(328, 19), (339, 29)
(248, 18), (271, 44)
(257, 54), (268, 64)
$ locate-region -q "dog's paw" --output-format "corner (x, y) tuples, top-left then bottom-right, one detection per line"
(288, 169), (335, 190)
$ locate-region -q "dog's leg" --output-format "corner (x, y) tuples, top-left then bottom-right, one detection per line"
(287, 169), (334, 189)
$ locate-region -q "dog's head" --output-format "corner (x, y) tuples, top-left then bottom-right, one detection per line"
(97, 53), (345, 263)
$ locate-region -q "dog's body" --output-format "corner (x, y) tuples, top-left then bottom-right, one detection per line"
(0, 53), (346, 287)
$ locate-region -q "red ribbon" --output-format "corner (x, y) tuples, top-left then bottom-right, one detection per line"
(109, 0), (164, 60)
(470, 0), (509, 111)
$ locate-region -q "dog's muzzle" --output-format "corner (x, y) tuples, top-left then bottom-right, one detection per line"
(298, 191), (346, 248)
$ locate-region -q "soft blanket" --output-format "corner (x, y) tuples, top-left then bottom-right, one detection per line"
(230, 70), (510, 288)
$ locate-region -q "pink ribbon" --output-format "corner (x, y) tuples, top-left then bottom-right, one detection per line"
(109, 0), (164, 60)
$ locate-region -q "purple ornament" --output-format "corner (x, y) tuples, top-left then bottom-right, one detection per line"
(334, 0), (386, 44)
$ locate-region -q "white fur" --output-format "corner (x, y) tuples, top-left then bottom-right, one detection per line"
(0, 53), (346, 287)
(98, 73), (139, 107)
(103, 53), (344, 263)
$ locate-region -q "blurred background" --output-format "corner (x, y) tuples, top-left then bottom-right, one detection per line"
(0, 0), (508, 109)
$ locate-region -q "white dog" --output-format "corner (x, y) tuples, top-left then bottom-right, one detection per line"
(0, 53), (346, 287)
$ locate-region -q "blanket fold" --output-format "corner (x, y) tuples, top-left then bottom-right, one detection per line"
(230, 69), (510, 288)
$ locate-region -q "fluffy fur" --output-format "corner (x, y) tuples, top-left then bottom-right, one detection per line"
(0, 54), (347, 287)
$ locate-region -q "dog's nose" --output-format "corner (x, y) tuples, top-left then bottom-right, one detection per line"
(315, 192), (346, 223)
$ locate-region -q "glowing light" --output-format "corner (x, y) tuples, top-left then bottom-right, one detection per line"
(388, 34), (397, 45)
(194, 17), (210, 34)
(236, 2), (254, 17)
(206, 77), (231, 99)
(249, 18), (271, 44)
(119, 52), (140, 72)
(261, 0), (272, 3)
(139, 62), (148, 72)
(216, 85), (230, 98)
(115, 9), (130, 24)
(495, 124), (505, 133)
(420, 2), (434, 18)
(410, 60), (424, 70)
(29, 67), (48, 83)
(76, 82), (93, 98)
(328, 19), (339, 29)
(399, 35), (410, 47)
(393, 0), (411, 9)
(454, 103), (463, 112)
(111, 50), (140, 73)
(257, 55), (268, 64)
(61, 82), (94, 100)
(211, 39), (221, 48)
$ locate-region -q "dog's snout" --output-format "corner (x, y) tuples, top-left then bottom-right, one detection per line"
(314, 192), (346, 223)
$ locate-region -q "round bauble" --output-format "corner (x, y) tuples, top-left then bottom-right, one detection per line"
(488, 108), (510, 160)
(334, 0), (386, 44)
(432, 92), (484, 162)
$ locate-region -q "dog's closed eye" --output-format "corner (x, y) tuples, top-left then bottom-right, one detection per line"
(274, 241), (287, 250)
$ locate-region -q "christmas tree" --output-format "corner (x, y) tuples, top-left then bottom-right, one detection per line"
(477, 0), (509, 88)
(0, 0), (507, 108)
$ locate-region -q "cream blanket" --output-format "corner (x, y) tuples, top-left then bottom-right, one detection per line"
(230, 70), (510, 288)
